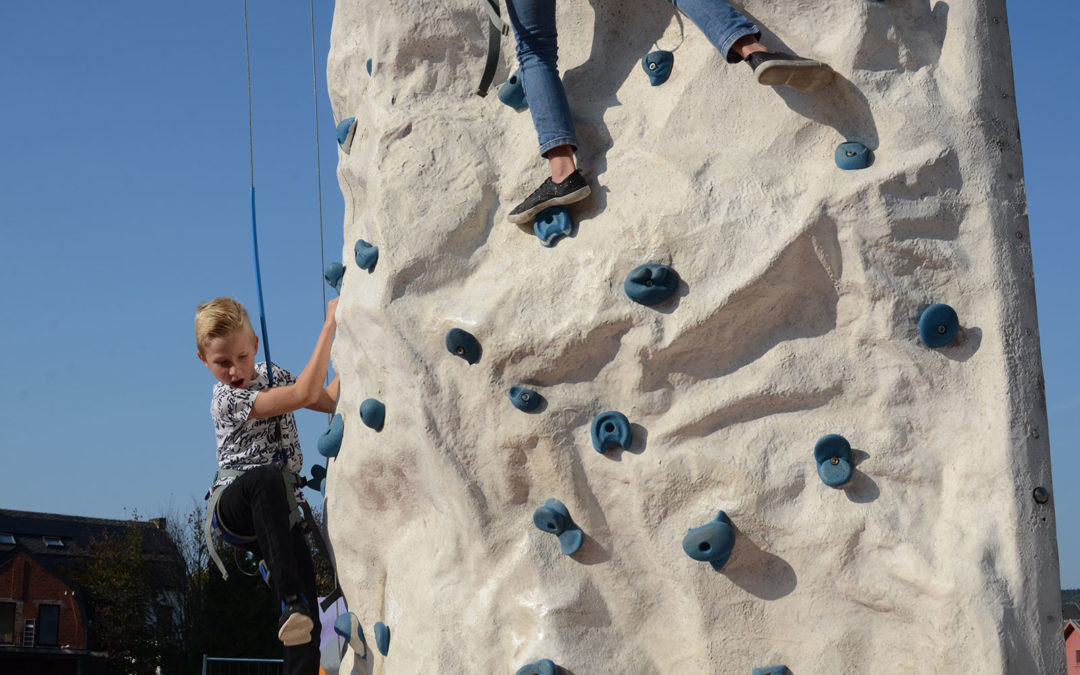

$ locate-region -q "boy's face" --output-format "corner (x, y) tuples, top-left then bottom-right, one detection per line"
(198, 331), (259, 389)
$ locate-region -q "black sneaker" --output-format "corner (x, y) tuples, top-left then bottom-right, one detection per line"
(508, 170), (591, 225)
(278, 595), (314, 646)
(747, 51), (834, 93)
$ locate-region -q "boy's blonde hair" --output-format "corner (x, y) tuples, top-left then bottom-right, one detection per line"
(195, 297), (256, 356)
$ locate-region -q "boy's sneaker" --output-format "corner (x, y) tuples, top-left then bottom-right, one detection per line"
(747, 52), (834, 93)
(508, 170), (591, 224)
(278, 595), (314, 646)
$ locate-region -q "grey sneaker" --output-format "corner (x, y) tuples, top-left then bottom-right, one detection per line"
(747, 51), (834, 92)
(278, 595), (314, 646)
(508, 170), (591, 224)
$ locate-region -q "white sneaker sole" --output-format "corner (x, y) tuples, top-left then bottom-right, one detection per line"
(508, 185), (592, 225)
(756, 60), (834, 93)
(278, 613), (314, 646)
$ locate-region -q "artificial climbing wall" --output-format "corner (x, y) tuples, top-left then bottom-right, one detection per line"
(323, 0), (1062, 672)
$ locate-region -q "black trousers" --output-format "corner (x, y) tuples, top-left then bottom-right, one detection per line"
(217, 465), (321, 674)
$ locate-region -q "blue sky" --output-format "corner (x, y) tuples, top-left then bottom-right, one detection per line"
(2, 1), (1078, 586)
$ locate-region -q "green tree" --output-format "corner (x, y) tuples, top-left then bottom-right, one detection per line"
(73, 523), (176, 674)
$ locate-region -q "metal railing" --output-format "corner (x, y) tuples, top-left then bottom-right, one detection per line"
(201, 655), (284, 675)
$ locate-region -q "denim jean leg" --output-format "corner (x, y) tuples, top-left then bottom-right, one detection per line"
(505, 0), (578, 156)
(669, 0), (760, 63)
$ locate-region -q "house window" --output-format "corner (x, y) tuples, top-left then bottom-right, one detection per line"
(37, 605), (59, 647)
(0, 602), (14, 644)
(42, 536), (64, 548)
(0, 533), (14, 545)
(1075, 649), (1080, 665)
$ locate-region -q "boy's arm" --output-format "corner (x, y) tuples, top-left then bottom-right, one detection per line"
(306, 375), (339, 414)
(250, 298), (338, 420)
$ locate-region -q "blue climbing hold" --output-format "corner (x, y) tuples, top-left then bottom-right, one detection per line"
(515, 659), (558, 675)
(591, 411), (632, 453)
(324, 262), (345, 293)
(374, 622), (390, 656)
(533, 207), (573, 247)
(682, 511), (735, 571)
(509, 386), (542, 412)
(919, 303), (960, 348)
(354, 239), (379, 271)
(498, 72), (528, 109)
(624, 264), (680, 306)
(834, 142), (871, 170)
(308, 464), (327, 493)
(333, 612), (367, 658)
(641, 50), (674, 86)
(815, 434), (853, 487)
(752, 667), (788, 675)
(336, 117), (357, 153)
(445, 328), (481, 364)
(365, 58), (373, 76)
(533, 499), (583, 556)
(360, 398), (385, 431)
(317, 414), (344, 459)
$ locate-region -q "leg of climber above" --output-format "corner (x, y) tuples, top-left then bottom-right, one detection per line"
(670, 0), (834, 92)
(504, 0), (591, 225)
(503, 0), (834, 226)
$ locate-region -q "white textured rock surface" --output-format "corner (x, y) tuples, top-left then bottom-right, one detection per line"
(325, 1), (1062, 672)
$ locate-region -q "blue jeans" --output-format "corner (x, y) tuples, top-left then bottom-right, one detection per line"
(505, 0), (760, 157)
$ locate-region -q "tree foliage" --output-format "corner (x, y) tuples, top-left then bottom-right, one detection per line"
(72, 498), (337, 673)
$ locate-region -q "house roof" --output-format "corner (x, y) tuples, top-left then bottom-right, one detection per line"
(0, 509), (183, 580)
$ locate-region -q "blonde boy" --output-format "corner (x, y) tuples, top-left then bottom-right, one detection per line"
(195, 297), (338, 670)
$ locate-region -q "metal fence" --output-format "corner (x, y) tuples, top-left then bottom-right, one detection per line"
(201, 656), (284, 675)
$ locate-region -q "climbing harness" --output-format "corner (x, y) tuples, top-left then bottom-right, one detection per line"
(203, 467), (304, 581)
(477, 0), (508, 96)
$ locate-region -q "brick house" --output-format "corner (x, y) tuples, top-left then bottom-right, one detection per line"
(1067, 619), (1080, 675)
(0, 509), (185, 675)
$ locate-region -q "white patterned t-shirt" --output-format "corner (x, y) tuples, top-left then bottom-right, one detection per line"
(208, 362), (304, 497)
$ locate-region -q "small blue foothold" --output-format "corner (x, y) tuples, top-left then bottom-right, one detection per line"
(533, 498), (583, 556)
(919, 303), (960, 348)
(445, 328), (481, 364)
(641, 50), (674, 86)
(317, 414), (344, 458)
(360, 398), (385, 431)
(834, 141), (871, 170)
(374, 622), (390, 656)
(509, 386), (542, 412)
(324, 262), (345, 293)
(533, 207), (573, 247)
(624, 264), (680, 306)
(333, 612), (367, 658)
(366, 58), (373, 75)
(814, 434), (853, 488)
(354, 239), (379, 271)
(336, 117), (357, 152)
(498, 72), (528, 109)
(591, 411), (632, 453)
(682, 511), (735, 571)
(308, 464), (326, 493)
(515, 659), (558, 675)
(752, 667), (788, 675)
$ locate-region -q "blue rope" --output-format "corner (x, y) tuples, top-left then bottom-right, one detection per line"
(249, 186), (275, 387)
